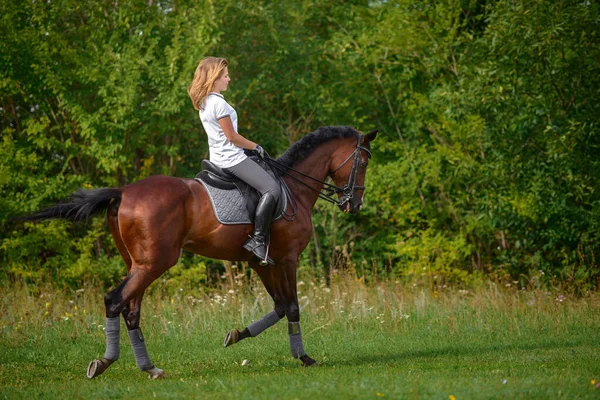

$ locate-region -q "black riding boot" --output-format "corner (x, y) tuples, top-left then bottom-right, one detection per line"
(243, 193), (276, 265)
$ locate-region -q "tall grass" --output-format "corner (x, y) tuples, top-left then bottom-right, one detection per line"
(2, 270), (597, 335)
(1, 271), (599, 399)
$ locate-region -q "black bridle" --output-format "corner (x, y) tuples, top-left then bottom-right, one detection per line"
(264, 134), (372, 220)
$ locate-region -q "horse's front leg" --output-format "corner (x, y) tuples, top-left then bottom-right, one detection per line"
(280, 259), (317, 367)
(224, 262), (285, 347)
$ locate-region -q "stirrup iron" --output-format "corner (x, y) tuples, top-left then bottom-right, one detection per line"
(259, 240), (270, 266)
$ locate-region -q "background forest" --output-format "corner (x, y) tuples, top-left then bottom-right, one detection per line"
(1, 0), (599, 291)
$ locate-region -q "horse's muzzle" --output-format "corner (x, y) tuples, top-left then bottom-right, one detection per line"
(340, 201), (362, 214)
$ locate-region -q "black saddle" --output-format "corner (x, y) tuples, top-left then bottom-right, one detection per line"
(195, 156), (286, 225)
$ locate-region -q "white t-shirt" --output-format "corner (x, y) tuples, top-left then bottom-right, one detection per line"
(199, 92), (247, 168)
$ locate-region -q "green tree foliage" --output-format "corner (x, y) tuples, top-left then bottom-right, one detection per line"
(1, 0), (216, 285)
(1, 0), (599, 290)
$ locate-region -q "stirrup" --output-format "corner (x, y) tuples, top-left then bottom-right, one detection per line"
(243, 236), (274, 265)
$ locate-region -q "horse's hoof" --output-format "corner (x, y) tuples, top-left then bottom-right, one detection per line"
(224, 328), (239, 347)
(146, 367), (165, 379)
(300, 355), (318, 367)
(87, 358), (112, 379)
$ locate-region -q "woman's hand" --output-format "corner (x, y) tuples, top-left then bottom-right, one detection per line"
(253, 144), (268, 159)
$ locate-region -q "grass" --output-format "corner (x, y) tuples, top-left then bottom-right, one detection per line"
(1, 274), (599, 399)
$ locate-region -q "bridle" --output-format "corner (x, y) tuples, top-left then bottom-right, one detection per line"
(264, 134), (372, 220)
(330, 134), (372, 207)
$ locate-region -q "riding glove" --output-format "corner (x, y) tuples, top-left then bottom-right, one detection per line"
(253, 144), (268, 159)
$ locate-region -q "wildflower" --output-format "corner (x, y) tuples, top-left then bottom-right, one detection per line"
(376, 393), (384, 397)
(45, 302), (51, 309)
(591, 379), (596, 385)
(449, 395), (456, 400)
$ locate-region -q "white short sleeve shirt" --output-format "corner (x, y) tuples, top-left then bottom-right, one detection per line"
(199, 92), (247, 168)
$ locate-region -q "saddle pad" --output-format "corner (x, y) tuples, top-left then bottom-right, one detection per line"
(195, 178), (287, 225)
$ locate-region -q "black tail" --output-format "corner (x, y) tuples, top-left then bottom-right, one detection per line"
(16, 188), (122, 223)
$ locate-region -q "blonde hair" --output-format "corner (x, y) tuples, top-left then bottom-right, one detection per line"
(188, 57), (228, 111)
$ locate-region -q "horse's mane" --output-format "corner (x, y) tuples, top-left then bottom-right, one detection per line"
(276, 126), (359, 168)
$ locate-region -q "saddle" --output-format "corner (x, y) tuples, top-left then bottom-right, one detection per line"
(194, 156), (287, 225)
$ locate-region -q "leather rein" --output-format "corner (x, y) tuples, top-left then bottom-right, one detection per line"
(264, 134), (372, 219)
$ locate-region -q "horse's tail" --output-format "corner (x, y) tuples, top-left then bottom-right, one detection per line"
(16, 188), (122, 223)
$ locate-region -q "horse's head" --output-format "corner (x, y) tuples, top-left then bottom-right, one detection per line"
(330, 129), (378, 214)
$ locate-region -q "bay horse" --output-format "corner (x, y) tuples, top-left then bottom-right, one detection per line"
(22, 126), (377, 379)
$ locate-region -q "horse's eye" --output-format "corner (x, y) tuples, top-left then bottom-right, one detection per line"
(360, 161), (368, 168)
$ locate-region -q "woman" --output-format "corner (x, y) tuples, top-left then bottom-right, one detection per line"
(188, 57), (280, 264)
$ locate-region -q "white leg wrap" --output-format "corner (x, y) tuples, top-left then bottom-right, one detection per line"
(248, 310), (283, 337)
(128, 328), (154, 371)
(103, 317), (120, 361)
(288, 322), (306, 358)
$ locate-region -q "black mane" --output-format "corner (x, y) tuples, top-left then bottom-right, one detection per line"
(276, 126), (359, 168)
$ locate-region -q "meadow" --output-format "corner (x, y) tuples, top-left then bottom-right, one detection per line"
(1, 273), (599, 399)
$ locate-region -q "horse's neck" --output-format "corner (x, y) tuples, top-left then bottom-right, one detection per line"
(285, 141), (336, 212)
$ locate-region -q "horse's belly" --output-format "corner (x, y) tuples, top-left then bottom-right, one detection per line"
(182, 223), (253, 261)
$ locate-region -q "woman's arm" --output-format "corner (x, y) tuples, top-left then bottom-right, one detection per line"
(218, 117), (257, 150)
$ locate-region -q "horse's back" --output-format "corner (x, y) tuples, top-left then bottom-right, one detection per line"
(118, 175), (195, 229)
(119, 175), (215, 231)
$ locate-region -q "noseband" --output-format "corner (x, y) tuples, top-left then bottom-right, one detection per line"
(264, 134), (372, 217)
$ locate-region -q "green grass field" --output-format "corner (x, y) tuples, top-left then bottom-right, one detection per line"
(1, 276), (599, 399)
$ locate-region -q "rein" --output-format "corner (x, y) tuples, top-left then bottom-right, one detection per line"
(265, 134), (372, 216)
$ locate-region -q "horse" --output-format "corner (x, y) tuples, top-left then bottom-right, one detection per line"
(21, 126), (377, 379)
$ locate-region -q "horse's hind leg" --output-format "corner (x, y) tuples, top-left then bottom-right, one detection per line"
(224, 262), (285, 347)
(122, 292), (164, 379)
(107, 200), (132, 271)
(87, 202), (134, 379)
(87, 267), (164, 379)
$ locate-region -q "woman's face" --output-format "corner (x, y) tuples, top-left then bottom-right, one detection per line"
(213, 67), (231, 93)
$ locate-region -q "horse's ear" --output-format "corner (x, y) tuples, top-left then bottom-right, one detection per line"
(362, 129), (378, 143)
